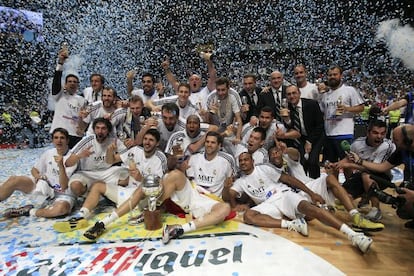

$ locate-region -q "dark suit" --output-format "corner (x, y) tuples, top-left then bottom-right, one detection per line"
(257, 85), (287, 120)
(239, 87), (261, 124)
(289, 98), (325, 178)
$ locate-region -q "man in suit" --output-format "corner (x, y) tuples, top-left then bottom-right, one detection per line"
(257, 71), (287, 122)
(239, 74), (262, 124)
(285, 85), (325, 178)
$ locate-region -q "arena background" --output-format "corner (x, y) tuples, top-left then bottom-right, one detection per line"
(0, 0), (413, 145)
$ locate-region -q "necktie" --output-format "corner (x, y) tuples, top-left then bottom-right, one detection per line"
(292, 106), (301, 147)
(293, 107), (301, 133)
(275, 91), (281, 121)
(250, 93), (257, 106)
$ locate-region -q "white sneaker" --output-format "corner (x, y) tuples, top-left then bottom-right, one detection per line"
(351, 233), (373, 253)
(288, 218), (308, 237)
(365, 207), (382, 222)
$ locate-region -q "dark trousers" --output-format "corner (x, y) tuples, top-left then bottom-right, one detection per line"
(298, 135), (325, 179)
(68, 135), (82, 149)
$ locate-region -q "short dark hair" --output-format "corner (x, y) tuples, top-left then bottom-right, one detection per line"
(92, 117), (113, 133)
(89, 73), (105, 85)
(328, 65), (343, 74)
(65, 74), (79, 83)
(243, 74), (257, 81)
(252, 127), (266, 141)
(260, 106), (274, 116)
(215, 77), (230, 87)
(178, 83), (191, 91)
(142, 72), (156, 83)
(52, 127), (69, 140)
(144, 128), (161, 142)
(206, 131), (223, 145)
(162, 102), (179, 118)
(367, 119), (387, 132)
(103, 86), (117, 98)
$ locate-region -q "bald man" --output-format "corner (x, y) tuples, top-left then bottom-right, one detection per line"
(257, 71), (288, 122)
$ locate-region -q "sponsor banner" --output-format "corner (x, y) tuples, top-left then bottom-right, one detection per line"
(1, 224), (343, 275)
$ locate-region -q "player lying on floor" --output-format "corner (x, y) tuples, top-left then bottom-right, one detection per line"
(223, 152), (373, 253)
(53, 155), (231, 244)
(267, 143), (384, 231)
(2, 128), (77, 219)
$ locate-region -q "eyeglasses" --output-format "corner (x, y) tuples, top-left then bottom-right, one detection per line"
(66, 80), (79, 84)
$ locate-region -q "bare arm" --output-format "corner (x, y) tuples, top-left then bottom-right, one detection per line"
(383, 99), (408, 113)
(344, 103), (364, 114)
(30, 167), (42, 183)
(161, 60), (180, 93)
(205, 59), (217, 92)
(105, 141), (122, 165)
(126, 70), (136, 96)
(279, 173), (325, 204)
(55, 155), (69, 191)
(65, 145), (93, 167)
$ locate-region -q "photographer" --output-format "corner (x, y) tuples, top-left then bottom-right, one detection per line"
(349, 124), (414, 228)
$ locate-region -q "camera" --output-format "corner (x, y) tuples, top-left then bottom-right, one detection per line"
(368, 186), (406, 209)
(368, 174), (414, 209)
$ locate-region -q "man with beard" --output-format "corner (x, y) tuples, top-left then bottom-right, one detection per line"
(320, 65), (365, 163)
(164, 115), (216, 156)
(77, 159), (230, 242)
(293, 64), (319, 101)
(206, 77), (243, 144)
(51, 48), (86, 148)
(81, 73), (105, 104)
(335, 120), (395, 222)
(224, 152), (373, 253)
(234, 127), (269, 166)
(78, 86), (121, 137)
(239, 74), (262, 124)
(65, 118), (127, 198)
(161, 54), (217, 110)
(127, 72), (164, 103)
(136, 103), (185, 150)
(186, 131), (236, 198)
(53, 128), (167, 232)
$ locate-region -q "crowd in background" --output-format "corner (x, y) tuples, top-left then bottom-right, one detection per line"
(0, 0), (413, 145)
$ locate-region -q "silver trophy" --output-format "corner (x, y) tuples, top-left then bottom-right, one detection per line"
(142, 174), (162, 212)
(195, 42), (215, 61)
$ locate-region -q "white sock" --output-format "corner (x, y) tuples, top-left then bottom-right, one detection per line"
(281, 219), (289, 229)
(349, 209), (359, 217)
(29, 208), (38, 217)
(181, 221), (196, 233)
(340, 223), (357, 238)
(101, 211), (119, 227)
(77, 207), (91, 218)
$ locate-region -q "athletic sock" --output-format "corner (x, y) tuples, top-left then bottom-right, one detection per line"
(29, 208), (38, 217)
(349, 209), (359, 217)
(181, 221), (196, 233)
(281, 219), (289, 229)
(340, 223), (356, 238)
(101, 211), (119, 227)
(77, 207), (91, 219)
